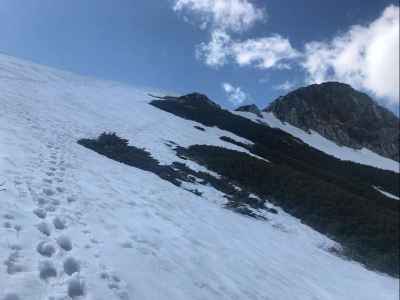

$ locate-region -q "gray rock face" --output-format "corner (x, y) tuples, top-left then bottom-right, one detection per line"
(150, 92), (221, 110)
(265, 82), (399, 161)
(179, 93), (221, 109)
(235, 104), (263, 117)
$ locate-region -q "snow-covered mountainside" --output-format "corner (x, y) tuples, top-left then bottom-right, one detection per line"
(233, 110), (399, 173)
(0, 54), (398, 300)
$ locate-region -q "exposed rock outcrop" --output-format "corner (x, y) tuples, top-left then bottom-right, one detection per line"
(235, 104), (263, 117)
(149, 92), (221, 110)
(265, 82), (399, 161)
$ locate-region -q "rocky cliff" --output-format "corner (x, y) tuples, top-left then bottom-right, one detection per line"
(265, 82), (399, 161)
(235, 104), (263, 117)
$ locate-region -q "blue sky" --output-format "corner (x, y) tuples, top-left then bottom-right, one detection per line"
(0, 0), (398, 110)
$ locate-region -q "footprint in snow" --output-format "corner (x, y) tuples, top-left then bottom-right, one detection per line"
(43, 188), (55, 197)
(63, 257), (80, 275)
(51, 199), (61, 206)
(36, 221), (52, 236)
(120, 241), (133, 249)
(57, 235), (72, 251)
(13, 224), (22, 235)
(43, 178), (52, 184)
(68, 276), (86, 298)
(4, 251), (25, 275)
(100, 271), (130, 300)
(2, 293), (21, 300)
(45, 205), (57, 213)
(39, 260), (57, 280)
(3, 221), (12, 229)
(36, 197), (48, 206)
(36, 241), (56, 257)
(53, 216), (66, 230)
(9, 244), (22, 251)
(90, 238), (99, 244)
(3, 214), (15, 220)
(67, 196), (76, 203)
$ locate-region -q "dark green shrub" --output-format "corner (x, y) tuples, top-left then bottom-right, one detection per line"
(180, 145), (399, 277)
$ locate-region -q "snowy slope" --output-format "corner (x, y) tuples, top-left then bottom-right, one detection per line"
(374, 186), (400, 200)
(233, 111), (399, 173)
(0, 54), (398, 300)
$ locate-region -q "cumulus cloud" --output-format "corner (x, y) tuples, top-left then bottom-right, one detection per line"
(173, 0), (264, 32)
(196, 30), (232, 67)
(273, 80), (296, 92)
(231, 35), (299, 69)
(197, 31), (299, 69)
(303, 5), (399, 104)
(175, 1), (398, 106)
(222, 82), (248, 104)
(174, 1), (298, 71)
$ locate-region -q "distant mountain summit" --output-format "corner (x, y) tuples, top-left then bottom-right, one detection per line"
(265, 82), (399, 161)
(235, 104), (262, 117)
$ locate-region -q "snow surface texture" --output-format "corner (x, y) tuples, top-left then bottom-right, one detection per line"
(233, 111), (400, 173)
(0, 53), (398, 299)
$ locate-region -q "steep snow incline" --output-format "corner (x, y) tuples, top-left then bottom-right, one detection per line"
(374, 186), (400, 200)
(233, 111), (399, 173)
(0, 54), (398, 300)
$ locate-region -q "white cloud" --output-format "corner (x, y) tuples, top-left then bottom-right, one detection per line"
(231, 35), (300, 69)
(174, 1), (298, 71)
(222, 82), (248, 104)
(179, 1), (399, 106)
(173, 0), (264, 32)
(303, 5), (399, 104)
(196, 30), (231, 67)
(273, 80), (296, 92)
(197, 31), (299, 70)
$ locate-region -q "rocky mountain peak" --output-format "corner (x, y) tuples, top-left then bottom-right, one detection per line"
(265, 82), (399, 161)
(179, 93), (221, 109)
(235, 104), (262, 117)
(149, 92), (221, 110)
